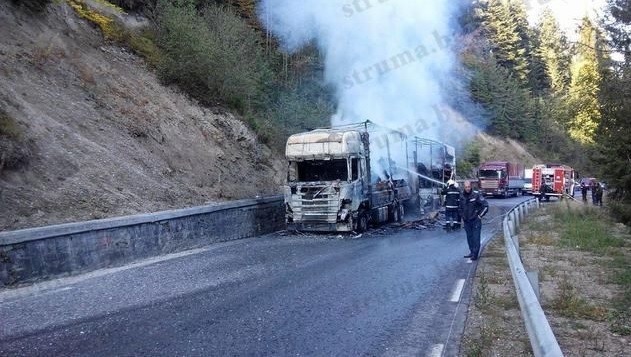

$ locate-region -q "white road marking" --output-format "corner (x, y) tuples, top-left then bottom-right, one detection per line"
(449, 279), (466, 302)
(428, 344), (444, 357)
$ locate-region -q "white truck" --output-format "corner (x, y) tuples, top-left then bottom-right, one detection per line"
(283, 124), (412, 232)
(523, 168), (533, 195)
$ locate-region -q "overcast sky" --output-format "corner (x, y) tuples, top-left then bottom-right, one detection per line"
(527, 0), (608, 39)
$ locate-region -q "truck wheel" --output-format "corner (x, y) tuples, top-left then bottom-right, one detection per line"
(391, 203), (402, 223)
(357, 212), (368, 233)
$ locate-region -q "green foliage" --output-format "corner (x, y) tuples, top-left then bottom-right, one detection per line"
(464, 53), (535, 141)
(568, 17), (604, 144)
(462, 0), (592, 172)
(534, 9), (571, 94)
(595, 0), (631, 216)
(551, 205), (624, 254)
(0, 110), (21, 140)
(476, 0), (530, 81)
(156, 0), (272, 112)
(609, 202), (631, 226)
(108, 0), (155, 11)
(456, 139), (481, 178)
(551, 280), (608, 321)
(124, 27), (162, 67)
(11, 0), (51, 12)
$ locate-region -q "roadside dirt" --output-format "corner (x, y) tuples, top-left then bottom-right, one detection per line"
(461, 201), (631, 356)
(460, 233), (532, 356)
(0, 2), (285, 231)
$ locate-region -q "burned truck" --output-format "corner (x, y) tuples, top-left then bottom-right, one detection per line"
(407, 138), (456, 214)
(283, 124), (412, 232)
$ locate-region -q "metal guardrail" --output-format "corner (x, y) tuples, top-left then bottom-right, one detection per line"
(503, 199), (564, 357)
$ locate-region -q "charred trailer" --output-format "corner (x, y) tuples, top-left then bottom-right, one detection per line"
(283, 124), (412, 232)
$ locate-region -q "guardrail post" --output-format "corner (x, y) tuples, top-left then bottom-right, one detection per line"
(508, 219), (516, 237)
(527, 271), (541, 301)
(512, 233), (520, 253)
(512, 211), (520, 232)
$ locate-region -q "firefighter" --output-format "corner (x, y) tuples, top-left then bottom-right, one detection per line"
(442, 180), (461, 232)
(592, 180), (603, 206)
(581, 182), (589, 202)
(459, 180), (489, 261)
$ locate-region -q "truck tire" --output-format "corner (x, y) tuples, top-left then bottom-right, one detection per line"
(391, 203), (402, 223)
(357, 212), (368, 233)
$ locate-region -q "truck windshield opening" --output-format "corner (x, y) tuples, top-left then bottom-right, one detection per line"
(479, 169), (501, 178)
(295, 159), (349, 182)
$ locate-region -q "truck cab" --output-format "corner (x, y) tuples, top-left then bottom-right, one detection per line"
(284, 128), (410, 232)
(478, 161), (524, 198)
(532, 164), (575, 200)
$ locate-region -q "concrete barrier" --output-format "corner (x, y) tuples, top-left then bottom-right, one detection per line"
(0, 196), (285, 288)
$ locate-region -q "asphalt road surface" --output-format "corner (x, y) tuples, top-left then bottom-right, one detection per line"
(0, 196), (531, 357)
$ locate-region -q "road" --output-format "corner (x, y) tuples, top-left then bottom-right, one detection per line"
(0, 196), (530, 357)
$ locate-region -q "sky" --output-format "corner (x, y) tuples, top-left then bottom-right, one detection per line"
(527, 0), (608, 39)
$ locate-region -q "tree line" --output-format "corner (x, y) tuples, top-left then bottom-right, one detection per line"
(461, 0), (630, 223)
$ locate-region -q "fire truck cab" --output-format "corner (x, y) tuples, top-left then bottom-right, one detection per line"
(532, 164), (575, 201)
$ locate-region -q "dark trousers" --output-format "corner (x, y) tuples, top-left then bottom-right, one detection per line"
(464, 219), (481, 257)
(445, 209), (458, 227)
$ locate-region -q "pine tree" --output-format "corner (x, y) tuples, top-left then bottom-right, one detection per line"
(535, 9), (571, 94)
(508, 0), (536, 85)
(595, 0), (631, 217)
(465, 53), (535, 141)
(567, 17), (603, 144)
(478, 0), (530, 82)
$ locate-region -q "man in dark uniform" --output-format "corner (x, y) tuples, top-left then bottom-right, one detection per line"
(592, 180), (603, 206)
(581, 182), (589, 202)
(442, 180), (461, 232)
(459, 180), (489, 261)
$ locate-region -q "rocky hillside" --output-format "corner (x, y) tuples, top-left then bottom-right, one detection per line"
(0, 1), (284, 231)
(475, 133), (540, 167)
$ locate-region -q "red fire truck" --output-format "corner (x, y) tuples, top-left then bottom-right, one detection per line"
(532, 164), (575, 201)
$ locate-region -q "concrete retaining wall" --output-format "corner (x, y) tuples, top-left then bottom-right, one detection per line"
(0, 196), (285, 287)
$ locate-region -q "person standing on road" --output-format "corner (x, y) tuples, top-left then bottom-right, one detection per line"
(459, 180), (489, 261)
(581, 182), (588, 202)
(592, 180), (604, 206)
(442, 180), (462, 232)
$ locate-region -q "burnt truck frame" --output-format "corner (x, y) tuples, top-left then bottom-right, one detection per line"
(283, 124), (411, 232)
(408, 137), (456, 214)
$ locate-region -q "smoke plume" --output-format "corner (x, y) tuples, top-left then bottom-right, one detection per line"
(258, 0), (478, 149)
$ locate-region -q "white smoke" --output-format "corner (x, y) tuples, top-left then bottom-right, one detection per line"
(259, 0), (479, 174)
